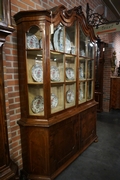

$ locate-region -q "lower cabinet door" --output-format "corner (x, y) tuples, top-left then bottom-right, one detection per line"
(49, 115), (79, 173)
(20, 115), (80, 177)
(80, 106), (97, 150)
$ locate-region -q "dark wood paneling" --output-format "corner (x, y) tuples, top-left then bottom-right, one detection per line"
(110, 77), (120, 109)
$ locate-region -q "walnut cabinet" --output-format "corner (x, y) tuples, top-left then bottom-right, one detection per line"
(110, 77), (120, 109)
(14, 5), (98, 180)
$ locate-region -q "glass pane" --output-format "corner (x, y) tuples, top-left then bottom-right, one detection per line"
(51, 84), (64, 113)
(50, 52), (64, 82)
(79, 28), (86, 56)
(79, 58), (86, 79)
(87, 80), (93, 100)
(65, 83), (76, 108)
(88, 40), (94, 58)
(27, 50), (43, 83)
(65, 55), (76, 81)
(28, 84), (44, 116)
(26, 25), (44, 116)
(26, 26), (42, 49)
(66, 22), (76, 54)
(52, 23), (64, 52)
(87, 60), (94, 79)
(79, 82), (86, 103)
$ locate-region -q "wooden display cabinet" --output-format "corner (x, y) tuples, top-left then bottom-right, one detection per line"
(95, 42), (105, 112)
(14, 5), (98, 180)
(110, 77), (120, 109)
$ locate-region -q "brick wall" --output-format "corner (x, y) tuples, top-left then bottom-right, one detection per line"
(3, 0), (116, 173)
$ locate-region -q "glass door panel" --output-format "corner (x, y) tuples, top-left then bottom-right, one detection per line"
(65, 55), (76, 82)
(26, 25), (44, 116)
(51, 84), (64, 114)
(51, 23), (65, 52)
(79, 81), (86, 103)
(79, 57), (86, 80)
(88, 41), (94, 59)
(65, 22), (76, 54)
(28, 84), (44, 116)
(87, 80), (93, 100)
(79, 28), (86, 57)
(87, 59), (94, 79)
(65, 83), (76, 109)
(50, 52), (64, 82)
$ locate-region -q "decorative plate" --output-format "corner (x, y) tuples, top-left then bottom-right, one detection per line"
(31, 95), (44, 113)
(66, 89), (74, 103)
(53, 28), (64, 52)
(66, 67), (74, 80)
(51, 93), (58, 108)
(51, 66), (60, 81)
(27, 35), (39, 49)
(31, 64), (43, 82)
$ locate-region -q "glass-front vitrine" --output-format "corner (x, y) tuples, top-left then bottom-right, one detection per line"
(14, 6), (98, 180)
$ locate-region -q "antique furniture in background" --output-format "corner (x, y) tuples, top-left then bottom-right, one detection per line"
(0, 0), (18, 179)
(14, 5), (98, 180)
(95, 41), (105, 112)
(110, 77), (120, 109)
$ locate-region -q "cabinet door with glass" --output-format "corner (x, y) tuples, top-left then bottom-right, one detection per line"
(26, 25), (44, 116)
(78, 27), (96, 104)
(50, 22), (77, 114)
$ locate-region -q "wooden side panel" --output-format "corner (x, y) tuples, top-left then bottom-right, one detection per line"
(110, 78), (120, 109)
(20, 126), (49, 176)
